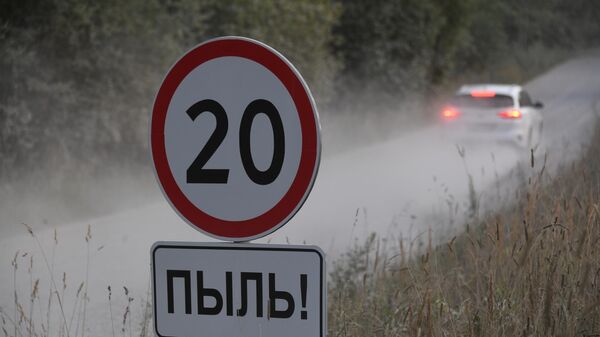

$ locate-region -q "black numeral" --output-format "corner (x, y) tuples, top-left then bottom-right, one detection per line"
(186, 99), (229, 184)
(186, 99), (285, 185)
(239, 99), (285, 185)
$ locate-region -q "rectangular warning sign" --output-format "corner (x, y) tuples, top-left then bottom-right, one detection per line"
(151, 242), (325, 337)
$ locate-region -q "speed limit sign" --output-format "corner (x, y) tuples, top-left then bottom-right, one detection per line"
(150, 37), (321, 241)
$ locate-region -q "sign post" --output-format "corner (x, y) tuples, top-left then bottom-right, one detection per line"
(149, 36), (324, 337)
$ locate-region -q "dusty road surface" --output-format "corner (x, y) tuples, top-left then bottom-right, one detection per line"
(1, 52), (599, 336)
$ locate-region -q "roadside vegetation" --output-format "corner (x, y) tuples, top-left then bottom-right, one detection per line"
(4, 124), (600, 337)
(2, 2), (600, 335)
(328, 124), (600, 336)
(2, 1), (600, 192)
(0, 224), (153, 337)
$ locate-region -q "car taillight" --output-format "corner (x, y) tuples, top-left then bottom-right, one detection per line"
(471, 90), (496, 98)
(498, 109), (522, 119)
(442, 107), (459, 120)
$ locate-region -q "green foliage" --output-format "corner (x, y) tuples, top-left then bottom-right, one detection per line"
(332, 0), (474, 107)
(334, 0), (447, 100)
(0, 0), (338, 185)
(0, 0), (180, 181)
(0, 0), (599, 186)
(202, 0), (340, 103)
(333, 0), (600, 108)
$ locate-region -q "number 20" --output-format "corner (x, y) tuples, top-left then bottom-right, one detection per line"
(186, 99), (285, 185)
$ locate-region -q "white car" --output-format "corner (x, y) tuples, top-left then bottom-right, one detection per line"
(440, 84), (544, 149)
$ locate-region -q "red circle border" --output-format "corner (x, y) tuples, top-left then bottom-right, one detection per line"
(151, 38), (320, 240)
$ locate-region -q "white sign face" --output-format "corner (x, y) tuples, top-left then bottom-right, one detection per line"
(151, 242), (326, 337)
(165, 57), (302, 221)
(151, 37), (321, 241)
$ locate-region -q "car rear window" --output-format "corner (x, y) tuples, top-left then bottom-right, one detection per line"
(452, 94), (514, 108)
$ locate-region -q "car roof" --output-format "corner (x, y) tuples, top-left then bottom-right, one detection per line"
(456, 84), (522, 96)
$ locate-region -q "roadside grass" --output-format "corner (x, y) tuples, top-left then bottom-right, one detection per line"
(0, 225), (153, 337)
(3, 127), (600, 337)
(328, 125), (600, 336)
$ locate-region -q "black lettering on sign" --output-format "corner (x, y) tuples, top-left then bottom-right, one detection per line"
(300, 274), (308, 320)
(268, 273), (294, 319)
(164, 271), (308, 320)
(225, 272), (233, 316)
(237, 272), (264, 317)
(166, 270), (191, 314)
(197, 271), (223, 315)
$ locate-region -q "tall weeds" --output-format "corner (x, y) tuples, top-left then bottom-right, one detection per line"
(0, 226), (153, 337)
(329, 125), (600, 336)
(4, 128), (600, 337)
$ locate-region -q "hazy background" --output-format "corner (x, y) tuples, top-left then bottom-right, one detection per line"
(2, 3), (600, 336)
(1, 0), (600, 228)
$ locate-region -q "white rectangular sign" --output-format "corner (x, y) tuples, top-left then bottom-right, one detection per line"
(151, 242), (326, 337)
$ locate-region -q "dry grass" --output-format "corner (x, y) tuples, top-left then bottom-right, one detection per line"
(329, 127), (600, 337)
(0, 225), (153, 337)
(3, 129), (600, 337)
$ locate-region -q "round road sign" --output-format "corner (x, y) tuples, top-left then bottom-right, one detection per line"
(151, 37), (321, 241)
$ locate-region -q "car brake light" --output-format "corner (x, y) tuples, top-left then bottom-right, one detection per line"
(498, 109), (522, 119)
(442, 107), (459, 119)
(471, 90), (496, 98)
